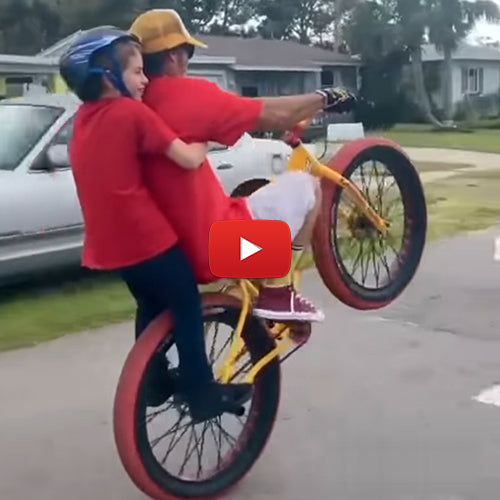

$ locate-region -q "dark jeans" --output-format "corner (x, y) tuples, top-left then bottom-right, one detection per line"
(119, 245), (213, 389)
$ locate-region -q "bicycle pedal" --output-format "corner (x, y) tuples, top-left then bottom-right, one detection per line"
(288, 322), (312, 344)
(227, 405), (245, 417)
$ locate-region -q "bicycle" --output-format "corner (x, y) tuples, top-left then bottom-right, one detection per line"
(112, 118), (427, 500)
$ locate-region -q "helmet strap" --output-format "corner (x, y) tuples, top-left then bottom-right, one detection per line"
(88, 50), (132, 98)
(107, 51), (132, 98)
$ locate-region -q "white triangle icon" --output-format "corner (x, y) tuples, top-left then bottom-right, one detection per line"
(240, 237), (262, 261)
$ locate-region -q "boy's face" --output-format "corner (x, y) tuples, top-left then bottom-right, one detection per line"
(122, 49), (149, 100)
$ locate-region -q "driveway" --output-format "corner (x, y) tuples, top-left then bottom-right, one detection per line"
(1, 226), (500, 500)
(323, 143), (500, 183)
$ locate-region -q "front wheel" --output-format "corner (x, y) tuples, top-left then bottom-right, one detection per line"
(113, 293), (281, 500)
(312, 138), (427, 310)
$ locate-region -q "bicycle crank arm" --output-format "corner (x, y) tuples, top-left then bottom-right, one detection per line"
(243, 337), (295, 384)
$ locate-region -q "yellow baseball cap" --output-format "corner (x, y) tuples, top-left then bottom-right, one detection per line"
(130, 9), (207, 54)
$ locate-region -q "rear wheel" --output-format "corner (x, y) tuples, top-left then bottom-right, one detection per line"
(113, 293), (281, 500)
(312, 138), (427, 310)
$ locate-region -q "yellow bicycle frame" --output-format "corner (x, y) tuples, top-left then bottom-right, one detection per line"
(287, 143), (389, 234)
(215, 137), (390, 384)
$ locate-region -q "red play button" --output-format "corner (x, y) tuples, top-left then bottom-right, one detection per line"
(209, 220), (291, 279)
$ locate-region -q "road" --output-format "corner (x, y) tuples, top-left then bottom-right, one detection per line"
(1, 227), (500, 500)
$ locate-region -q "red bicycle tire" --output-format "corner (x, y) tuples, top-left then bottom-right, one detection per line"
(113, 292), (281, 500)
(312, 137), (427, 310)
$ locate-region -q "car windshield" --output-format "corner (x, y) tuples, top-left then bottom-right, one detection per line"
(0, 104), (63, 171)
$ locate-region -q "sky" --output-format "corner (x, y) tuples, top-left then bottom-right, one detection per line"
(467, 0), (500, 44)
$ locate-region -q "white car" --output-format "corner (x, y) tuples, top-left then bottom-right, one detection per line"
(0, 93), (294, 285)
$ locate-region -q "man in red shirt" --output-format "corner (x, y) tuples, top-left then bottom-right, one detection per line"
(129, 9), (356, 323)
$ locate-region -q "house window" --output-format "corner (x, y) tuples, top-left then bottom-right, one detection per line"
(321, 70), (334, 86)
(461, 67), (483, 95)
(241, 86), (258, 97)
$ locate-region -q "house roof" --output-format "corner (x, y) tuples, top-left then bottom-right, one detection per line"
(37, 30), (360, 71)
(422, 41), (500, 62)
(188, 35), (360, 70)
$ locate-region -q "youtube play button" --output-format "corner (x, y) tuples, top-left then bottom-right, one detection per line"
(209, 220), (291, 279)
(240, 237), (262, 261)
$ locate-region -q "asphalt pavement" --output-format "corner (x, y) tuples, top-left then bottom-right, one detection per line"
(1, 227), (500, 500)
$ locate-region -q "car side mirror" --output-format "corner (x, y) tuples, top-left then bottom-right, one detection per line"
(47, 144), (70, 169)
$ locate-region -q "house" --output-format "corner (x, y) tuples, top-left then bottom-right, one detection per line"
(0, 54), (60, 98)
(183, 35), (360, 96)
(37, 30), (361, 98)
(421, 41), (500, 117)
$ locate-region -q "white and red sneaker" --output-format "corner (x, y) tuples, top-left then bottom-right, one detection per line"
(253, 285), (325, 322)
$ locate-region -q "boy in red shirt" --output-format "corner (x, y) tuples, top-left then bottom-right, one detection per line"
(59, 26), (252, 423)
(130, 9), (356, 323)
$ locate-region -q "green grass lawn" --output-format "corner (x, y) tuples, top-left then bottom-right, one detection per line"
(424, 168), (500, 240)
(2, 159), (500, 352)
(368, 125), (500, 154)
(0, 275), (136, 351)
(0, 274), (227, 352)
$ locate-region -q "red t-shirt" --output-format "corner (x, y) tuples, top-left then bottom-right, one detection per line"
(142, 76), (263, 283)
(70, 97), (179, 270)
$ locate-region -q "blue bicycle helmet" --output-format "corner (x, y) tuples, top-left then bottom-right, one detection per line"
(59, 26), (140, 100)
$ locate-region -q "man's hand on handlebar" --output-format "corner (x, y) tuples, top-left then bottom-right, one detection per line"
(315, 87), (357, 114)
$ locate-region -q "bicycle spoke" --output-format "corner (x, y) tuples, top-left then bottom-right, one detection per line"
(332, 158), (408, 290)
(212, 331), (234, 365)
(194, 422), (210, 479)
(213, 418), (238, 449)
(359, 241), (370, 285)
(151, 419), (192, 450)
(161, 413), (192, 466)
(144, 401), (175, 426)
(370, 238), (381, 287)
(208, 420), (223, 469)
(208, 322), (219, 364)
(178, 426), (197, 476)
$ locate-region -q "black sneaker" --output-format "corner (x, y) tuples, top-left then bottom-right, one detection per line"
(185, 382), (253, 424)
(145, 354), (180, 408)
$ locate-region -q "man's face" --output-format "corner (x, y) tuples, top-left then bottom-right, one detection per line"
(170, 44), (193, 76)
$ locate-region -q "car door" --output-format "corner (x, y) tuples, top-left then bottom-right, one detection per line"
(0, 111), (83, 281)
(27, 115), (83, 262)
(207, 133), (261, 195)
(207, 133), (286, 196)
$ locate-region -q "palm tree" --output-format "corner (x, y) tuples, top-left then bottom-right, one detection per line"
(346, 0), (444, 127)
(426, 0), (500, 122)
(396, 0), (445, 127)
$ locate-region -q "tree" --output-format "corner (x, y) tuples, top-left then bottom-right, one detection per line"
(392, 0), (445, 127)
(139, 0), (219, 33)
(345, 0), (413, 129)
(208, 0), (256, 34)
(330, 0), (363, 51)
(255, 0), (301, 41)
(426, 0), (500, 121)
(0, 0), (62, 54)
